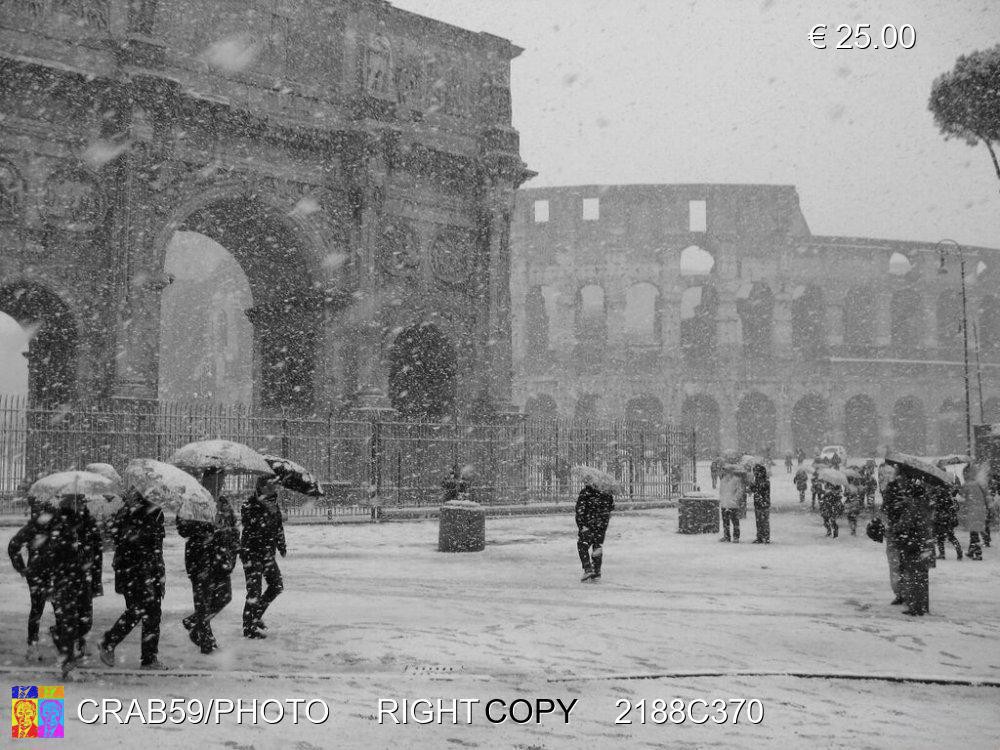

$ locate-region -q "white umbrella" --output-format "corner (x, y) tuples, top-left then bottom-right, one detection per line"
(84, 462), (123, 489)
(818, 468), (850, 489)
(124, 458), (216, 522)
(168, 439), (274, 476)
(29, 471), (118, 506)
(571, 464), (619, 494)
(884, 451), (953, 487)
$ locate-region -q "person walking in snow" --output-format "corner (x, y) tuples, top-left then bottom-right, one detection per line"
(717, 465), (745, 543)
(99, 489), (168, 670)
(794, 468), (809, 503)
(961, 464), (991, 560)
(818, 480), (843, 538)
(575, 471), (615, 582)
(844, 483), (863, 536)
(810, 467), (821, 511)
(750, 463), (771, 543)
(8, 497), (53, 661)
(883, 461), (935, 616)
(930, 480), (962, 560)
(784, 452), (793, 474)
(709, 457), (721, 490)
(241, 476), (286, 638)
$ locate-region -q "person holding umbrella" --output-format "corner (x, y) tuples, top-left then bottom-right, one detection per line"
(717, 463), (745, 543)
(241, 476), (286, 638)
(750, 462), (771, 544)
(99, 488), (168, 670)
(817, 473), (844, 538)
(573, 466), (616, 581)
(8, 496), (53, 661)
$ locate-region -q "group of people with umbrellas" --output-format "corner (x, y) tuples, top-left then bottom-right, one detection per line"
(714, 451), (772, 544)
(7, 440), (322, 680)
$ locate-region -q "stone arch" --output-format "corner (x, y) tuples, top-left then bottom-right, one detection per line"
(524, 393), (558, 420)
(575, 283), (606, 342)
(790, 393), (828, 454)
(936, 288), (964, 355)
(736, 391), (776, 454)
(978, 294), (1000, 361)
(624, 394), (663, 429)
(157, 191), (329, 409)
(681, 283), (718, 363)
(621, 282), (661, 344)
(791, 285), (826, 358)
(890, 288), (923, 353)
(892, 396), (926, 454)
(681, 394), (720, 459)
(387, 323), (457, 419)
(738, 282), (774, 357)
(679, 245), (715, 276)
(843, 395), (878, 457)
(0, 282), (79, 407)
(938, 397), (966, 454)
(843, 286), (875, 347)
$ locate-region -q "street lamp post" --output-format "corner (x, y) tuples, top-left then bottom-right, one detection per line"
(937, 239), (973, 455)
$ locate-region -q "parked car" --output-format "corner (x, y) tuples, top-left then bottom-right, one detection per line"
(818, 445), (847, 463)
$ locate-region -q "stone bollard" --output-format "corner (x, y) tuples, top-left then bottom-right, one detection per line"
(438, 499), (486, 552)
(677, 491), (720, 534)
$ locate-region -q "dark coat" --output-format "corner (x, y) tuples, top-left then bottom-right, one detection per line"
(793, 469), (809, 490)
(930, 485), (959, 533)
(818, 484), (843, 518)
(575, 485), (614, 530)
(44, 506), (103, 596)
(240, 494), (286, 560)
(883, 474), (932, 554)
(110, 497), (165, 599)
(7, 516), (54, 590)
(750, 466), (771, 509)
(178, 497), (239, 580)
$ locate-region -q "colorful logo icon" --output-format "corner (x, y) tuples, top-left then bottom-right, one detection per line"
(11, 686), (64, 739)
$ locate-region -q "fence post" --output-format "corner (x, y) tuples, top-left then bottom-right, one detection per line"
(326, 410), (333, 482)
(690, 429), (697, 490)
(281, 411), (290, 460)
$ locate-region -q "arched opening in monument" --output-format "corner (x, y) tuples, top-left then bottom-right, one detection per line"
(0, 311), (29, 397)
(159, 232), (254, 405)
(936, 288), (964, 356)
(681, 284), (718, 364)
(842, 286), (875, 351)
(737, 282), (773, 358)
(891, 396), (926, 454)
(843, 394), (878, 457)
(159, 198), (321, 410)
(574, 284), (606, 344)
(524, 393), (558, 420)
(938, 398), (966, 454)
(524, 286), (550, 360)
(0, 283), (77, 407)
(624, 394), (663, 430)
(621, 283), (660, 345)
(977, 294), (1000, 361)
(388, 323), (457, 420)
(736, 391), (776, 454)
(890, 288), (923, 355)
(790, 393), (828, 454)
(573, 392), (599, 422)
(681, 394), (720, 459)
(791, 286), (826, 359)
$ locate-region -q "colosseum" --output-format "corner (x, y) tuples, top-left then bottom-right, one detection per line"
(510, 184), (1000, 459)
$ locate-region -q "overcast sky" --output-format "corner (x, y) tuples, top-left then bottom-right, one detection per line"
(395, 0), (1000, 249)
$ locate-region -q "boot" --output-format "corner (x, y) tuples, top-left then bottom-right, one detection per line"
(592, 553), (603, 581)
(956, 546), (963, 560)
(580, 566), (595, 582)
(25, 642), (40, 662)
(140, 659), (170, 671)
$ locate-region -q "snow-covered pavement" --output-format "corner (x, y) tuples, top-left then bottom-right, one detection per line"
(2, 481), (998, 749)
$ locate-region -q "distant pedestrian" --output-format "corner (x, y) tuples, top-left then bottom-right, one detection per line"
(830, 452), (841, 470)
(819, 481), (843, 538)
(241, 477), (286, 638)
(717, 466), (745, 543)
(961, 465), (991, 560)
(750, 463), (771, 543)
(796, 448), (806, 466)
(794, 468), (808, 503)
(930, 482), (962, 560)
(7, 498), (53, 661)
(784, 452), (793, 474)
(575, 471), (615, 582)
(810, 468), (821, 511)
(709, 458), (721, 490)
(99, 489), (168, 670)
(844, 485), (863, 536)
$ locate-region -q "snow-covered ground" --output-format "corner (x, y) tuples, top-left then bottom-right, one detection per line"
(2, 476), (998, 749)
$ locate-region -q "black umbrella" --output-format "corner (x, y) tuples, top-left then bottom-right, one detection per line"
(259, 454), (324, 497)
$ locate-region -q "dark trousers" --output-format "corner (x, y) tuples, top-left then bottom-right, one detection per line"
(26, 585), (47, 644)
(50, 586), (92, 661)
(188, 573), (232, 646)
(797, 488), (805, 503)
(899, 550), (930, 614)
(242, 555), (283, 631)
(103, 590), (162, 665)
(969, 531), (983, 559)
(710, 475), (717, 489)
(720, 508), (740, 541)
(577, 518), (610, 573)
(935, 529), (962, 558)
(754, 507), (770, 542)
(847, 513), (859, 535)
(823, 515), (839, 537)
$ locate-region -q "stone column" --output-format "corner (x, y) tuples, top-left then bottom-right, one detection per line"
(773, 291), (793, 359)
